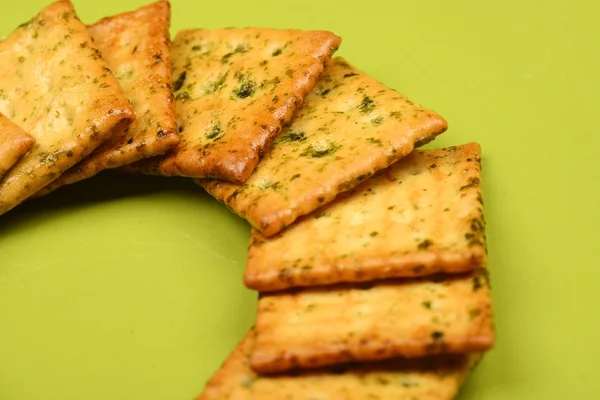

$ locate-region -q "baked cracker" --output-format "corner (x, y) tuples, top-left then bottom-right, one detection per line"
(245, 143), (486, 292)
(199, 330), (481, 400)
(199, 57), (448, 236)
(0, 0), (134, 215)
(126, 27), (341, 183)
(0, 113), (35, 180)
(37, 0), (178, 195)
(251, 269), (494, 374)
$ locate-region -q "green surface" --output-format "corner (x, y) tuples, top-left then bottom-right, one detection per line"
(0, 0), (598, 398)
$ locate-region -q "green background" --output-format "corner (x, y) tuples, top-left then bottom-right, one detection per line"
(1, 0), (598, 398)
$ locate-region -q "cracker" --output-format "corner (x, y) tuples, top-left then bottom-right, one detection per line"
(126, 28), (341, 183)
(244, 143), (486, 292)
(0, 113), (35, 180)
(38, 0), (178, 195)
(251, 269), (494, 374)
(0, 0), (134, 215)
(199, 330), (481, 400)
(199, 58), (448, 236)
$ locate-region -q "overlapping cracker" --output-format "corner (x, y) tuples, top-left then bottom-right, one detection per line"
(126, 28), (341, 183)
(251, 269), (494, 374)
(199, 57), (448, 236)
(199, 330), (480, 400)
(245, 143), (486, 292)
(0, 0), (134, 215)
(0, 113), (35, 180)
(39, 0), (178, 194)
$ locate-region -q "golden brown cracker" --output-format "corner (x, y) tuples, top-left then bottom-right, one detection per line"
(126, 28), (341, 183)
(0, 113), (35, 180)
(0, 0), (134, 214)
(199, 58), (448, 236)
(39, 0), (178, 195)
(245, 143), (486, 292)
(199, 330), (481, 400)
(251, 269), (494, 374)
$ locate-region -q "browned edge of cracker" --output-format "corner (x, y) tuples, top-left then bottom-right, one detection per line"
(0, 113), (35, 181)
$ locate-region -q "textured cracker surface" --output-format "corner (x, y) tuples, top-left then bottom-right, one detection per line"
(0, 113), (35, 180)
(40, 0), (178, 193)
(128, 27), (341, 183)
(245, 143), (486, 292)
(199, 330), (480, 400)
(251, 269), (494, 373)
(200, 58), (447, 236)
(0, 0), (134, 215)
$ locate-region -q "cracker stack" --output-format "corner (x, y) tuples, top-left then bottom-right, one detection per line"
(39, 0), (180, 195)
(199, 144), (493, 400)
(0, 0), (135, 214)
(190, 23), (494, 400)
(0, 1), (494, 397)
(194, 41), (493, 399)
(0, 0), (340, 211)
(193, 55), (495, 400)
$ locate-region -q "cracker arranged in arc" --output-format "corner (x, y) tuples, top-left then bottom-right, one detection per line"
(127, 27), (341, 183)
(39, 0), (178, 194)
(251, 269), (494, 374)
(199, 330), (481, 400)
(0, 113), (35, 180)
(199, 57), (448, 236)
(245, 143), (486, 292)
(0, 0), (134, 215)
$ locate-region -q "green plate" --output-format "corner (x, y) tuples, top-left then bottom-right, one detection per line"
(1, 0), (598, 399)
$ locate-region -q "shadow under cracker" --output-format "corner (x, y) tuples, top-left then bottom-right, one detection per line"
(0, 171), (208, 235)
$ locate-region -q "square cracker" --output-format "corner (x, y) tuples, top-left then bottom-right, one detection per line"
(199, 57), (448, 236)
(0, 113), (35, 180)
(244, 143), (486, 292)
(251, 269), (494, 374)
(0, 0), (134, 215)
(125, 27), (341, 183)
(38, 0), (179, 195)
(199, 329), (481, 400)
